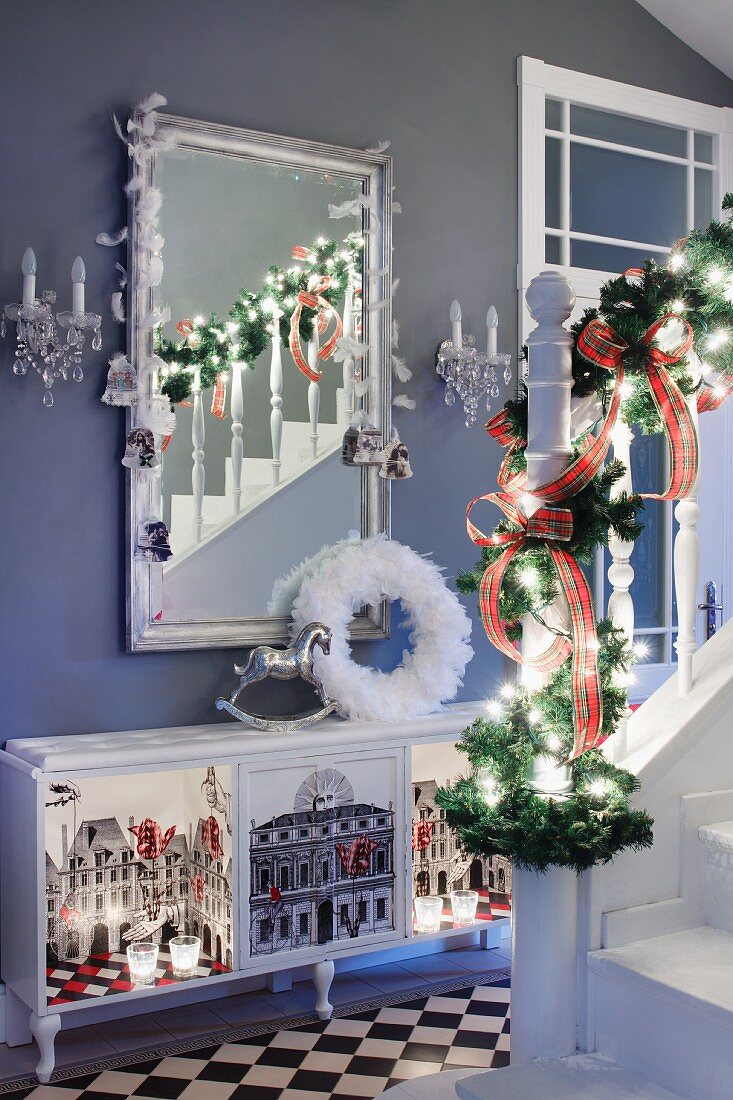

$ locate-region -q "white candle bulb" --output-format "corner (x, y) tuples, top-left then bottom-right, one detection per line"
(22, 247), (37, 307)
(486, 305), (498, 356)
(450, 299), (463, 351)
(71, 256), (85, 315)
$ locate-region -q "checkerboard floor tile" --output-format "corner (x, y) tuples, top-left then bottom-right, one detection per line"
(7, 978), (510, 1100)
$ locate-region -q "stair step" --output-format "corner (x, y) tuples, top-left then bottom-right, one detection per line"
(450, 1056), (682, 1099)
(589, 927), (733, 1099)
(700, 821), (733, 934)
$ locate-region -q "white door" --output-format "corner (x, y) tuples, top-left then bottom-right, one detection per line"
(518, 57), (733, 701)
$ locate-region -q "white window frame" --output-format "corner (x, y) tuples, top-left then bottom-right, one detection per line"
(518, 56), (733, 700)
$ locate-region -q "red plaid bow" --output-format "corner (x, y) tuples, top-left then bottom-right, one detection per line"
(412, 820), (435, 852)
(201, 815), (224, 861)
(577, 312), (696, 500)
(189, 871), (205, 904)
(336, 834), (379, 877)
(466, 492), (602, 761)
(288, 270), (343, 382)
(129, 818), (176, 861)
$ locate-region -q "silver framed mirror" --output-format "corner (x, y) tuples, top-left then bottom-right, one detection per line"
(126, 114), (392, 651)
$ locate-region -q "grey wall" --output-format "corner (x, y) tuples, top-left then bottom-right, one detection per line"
(2, 0), (732, 739)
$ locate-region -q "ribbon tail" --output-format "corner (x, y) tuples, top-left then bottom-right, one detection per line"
(211, 375), (227, 419)
(549, 548), (603, 761)
(642, 359), (698, 500)
(697, 375), (733, 414)
(289, 305), (320, 382)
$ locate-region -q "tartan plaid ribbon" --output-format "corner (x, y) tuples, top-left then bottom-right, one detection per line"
(466, 492), (603, 761)
(336, 834), (379, 876)
(211, 374), (227, 419)
(698, 374), (733, 413)
(486, 408), (526, 490)
(288, 270), (343, 382)
(412, 820), (434, 852)
(578, 313), (697, 500)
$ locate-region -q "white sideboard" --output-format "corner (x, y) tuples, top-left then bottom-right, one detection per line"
(0, 703), (509, 1082)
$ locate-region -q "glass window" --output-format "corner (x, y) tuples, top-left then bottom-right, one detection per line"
(545, 137), (562, 229)
(570, 144), (686, 243)
(695, 168), (713, 230)
(569, 239), (668, 273)
(260, 918), (271, 942)
(545, 97), (563, 131)
(695, 131), (714, 164)
(279, 915), (289, 938)
(545, 234), (562, 264)
(570, 105), (687, 157)
(376, 897), (386, 920)
(358, 899), (367, 922)
(299, 911), (309, 936)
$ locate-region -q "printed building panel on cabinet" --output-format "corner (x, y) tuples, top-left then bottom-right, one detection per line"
(245, 755), (399, 961)
(411, 742), (511, 932)
(44, 765), (234, 1005)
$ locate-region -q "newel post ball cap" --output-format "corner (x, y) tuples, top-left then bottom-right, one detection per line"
(526, 270), (575, 325)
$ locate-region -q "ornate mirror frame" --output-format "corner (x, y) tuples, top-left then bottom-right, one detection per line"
(126, 114), (392, 652)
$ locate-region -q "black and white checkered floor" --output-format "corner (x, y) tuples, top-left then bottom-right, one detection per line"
(3, 971), (510, 1099)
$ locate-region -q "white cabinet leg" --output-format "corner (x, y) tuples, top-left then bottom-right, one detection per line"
(5, 988), (32, 1047)
(311, 958), (335, 1020)
(30, 1012), (61, 1084)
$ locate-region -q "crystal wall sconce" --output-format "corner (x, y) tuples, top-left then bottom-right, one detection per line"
(2, 248), (102, 407)
(436, 301), (511, 426)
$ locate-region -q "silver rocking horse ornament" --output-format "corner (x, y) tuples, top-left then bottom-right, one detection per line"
(215, 622), (340, 732)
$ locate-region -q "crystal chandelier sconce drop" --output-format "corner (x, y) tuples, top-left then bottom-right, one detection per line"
(436, 301), (512, 426)
(2, 248), (102, 407)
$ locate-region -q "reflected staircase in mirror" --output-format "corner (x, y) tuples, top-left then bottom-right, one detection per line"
(167, 384), (349, 563)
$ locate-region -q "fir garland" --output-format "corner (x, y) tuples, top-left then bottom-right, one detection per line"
(156, 233), (363, 405)
(437, 624), (653, 872)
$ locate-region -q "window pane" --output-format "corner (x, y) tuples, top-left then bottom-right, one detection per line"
(570, 238), (667, 274)
(695, 168), (713, 229)
(570, 105), (687, 157)
(571, 144), (686, 243)
(545, 234), (562, 263)
(632, 633), (666, 664)
(630, 433), (667, 629)
(694, 132), (714, 164)
(545, 137), (562, 229)
(545, 98), (563, 131)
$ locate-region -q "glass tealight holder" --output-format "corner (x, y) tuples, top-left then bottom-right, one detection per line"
(126, 942), (158, 986)
(414, 895), (444, 934)
(450, 889), (479, 927)
(169, 935), (201, 979)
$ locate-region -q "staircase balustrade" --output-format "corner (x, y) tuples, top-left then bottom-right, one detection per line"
(606, 419), (636, 760)
(341, 279), (355, 423)
(191, 366), (205, 544)
(269, 325), (284, 487)
(308, 334), (321, 461)
(674, 390), (701, 695)
(230, 361), (244, 513)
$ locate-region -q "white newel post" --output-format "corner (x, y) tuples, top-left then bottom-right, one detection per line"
(606, 419), (635, 761)
(230, 361), (244, 514)
(341, 280), (355, 424)
(674, 391), (701, 695)
(512, 270), (579, 1067)
(308, 334), (321, 461)
(270, 324), (284, 487)
(192, 366), (205, 544)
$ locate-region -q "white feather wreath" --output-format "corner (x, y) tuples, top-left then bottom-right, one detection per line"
(291, 538), (473, 722)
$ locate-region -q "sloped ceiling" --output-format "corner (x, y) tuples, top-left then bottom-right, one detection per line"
(635, 0), (733, 81)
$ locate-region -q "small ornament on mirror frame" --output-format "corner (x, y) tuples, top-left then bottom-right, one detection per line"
(101, 353), (138, 406)
(379, 434), (412, 480)
(135, 517), (173, 563)
(341, 424), (360, 467)
(122, 427), (159, 472)
(353, 425), (384, 466)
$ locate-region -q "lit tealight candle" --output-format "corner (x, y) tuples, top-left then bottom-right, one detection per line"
(22, 248), (37, 308)
(486, 305), (498, 356)
(169, 935), (201, 980)
(71, 256), (85, 315)
(126, 942), (158, 985)
(450, 299), (462, 352)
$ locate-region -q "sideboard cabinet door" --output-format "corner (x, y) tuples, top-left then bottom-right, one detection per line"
(239, 748), (405, 968)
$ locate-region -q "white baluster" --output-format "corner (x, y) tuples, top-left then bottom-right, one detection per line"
(308, 333), (321, 461)
(341, 279), (355, 424)
(511, 270), (579, 1069)
(606, 419), (635, 761)
(270, 323), (284, 487)
(230, 362), (244, 513)
(674, 392), (701, 695)
(192, 366), (205, 543)
(523, 270), (575, 796)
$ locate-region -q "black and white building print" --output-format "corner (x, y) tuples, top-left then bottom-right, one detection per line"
(44, 766), (233, 970)
(249, 767), (395, 957)
(412, 774), (512, 899)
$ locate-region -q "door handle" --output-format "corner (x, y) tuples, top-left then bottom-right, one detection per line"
(698, 580), (723, 640)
